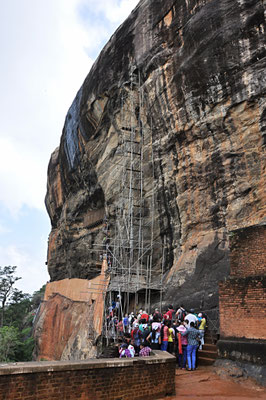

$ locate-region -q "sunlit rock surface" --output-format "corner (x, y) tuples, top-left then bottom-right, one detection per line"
(45, 0), (265, 313)
(33, 263), (109, 360)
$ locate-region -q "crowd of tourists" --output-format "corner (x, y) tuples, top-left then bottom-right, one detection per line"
(111, 305), (207, 371)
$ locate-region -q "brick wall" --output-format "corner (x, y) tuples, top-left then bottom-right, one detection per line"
(219, 276), (266, 339)
(219, 223), (266, 340)
(0, 352), (175, 400)
(230, 224), (266, 278)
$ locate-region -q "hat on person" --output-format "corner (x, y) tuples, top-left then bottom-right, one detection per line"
(198, 313), (202, 317)
(177, 325), (186, 332)
(152, 323), (160, 331)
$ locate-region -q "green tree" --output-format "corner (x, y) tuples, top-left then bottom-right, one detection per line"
(0, 266), (21, 327)
(4, 289), (31, 329)
(0, 325), (21, 362)
(0, 274), (46, 362)
(14, 327), (35, 362)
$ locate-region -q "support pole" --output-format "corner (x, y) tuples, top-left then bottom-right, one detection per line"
(160, 245), (165, 313)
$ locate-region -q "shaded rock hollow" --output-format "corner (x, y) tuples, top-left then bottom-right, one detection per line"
(45, 0), (265, 315)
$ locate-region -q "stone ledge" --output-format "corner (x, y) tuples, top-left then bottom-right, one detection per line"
(0, 351), (175, 376)
(217, 339), (266, 365)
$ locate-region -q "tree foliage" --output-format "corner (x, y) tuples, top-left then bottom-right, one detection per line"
(0, 265), (46, 362)
(4, 289), (32, 329)
(0, 325), (21, 362)
(14, 327), (35, 362)
(0, 266), (21, 327)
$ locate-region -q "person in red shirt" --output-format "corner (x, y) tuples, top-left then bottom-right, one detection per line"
(140, 311), (149, 322)
(163, 311), (169, 321)
(165, 305), (175, 321)
(117, 320), (124, 336)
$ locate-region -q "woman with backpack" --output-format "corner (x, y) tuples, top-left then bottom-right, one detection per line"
(146, 322), (161, 350)
(175, 305), (186, 322)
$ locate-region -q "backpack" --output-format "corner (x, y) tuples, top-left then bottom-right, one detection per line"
(133, 329), (141, 346)
(180, 309), (186, 322)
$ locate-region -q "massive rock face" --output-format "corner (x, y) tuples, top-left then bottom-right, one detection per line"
(45, 0), (265, 313)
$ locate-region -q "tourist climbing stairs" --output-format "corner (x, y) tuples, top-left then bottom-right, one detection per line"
(198, 330), (218, 366)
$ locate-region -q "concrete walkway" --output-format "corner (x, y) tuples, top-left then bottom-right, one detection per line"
(160, 366), (266, 399)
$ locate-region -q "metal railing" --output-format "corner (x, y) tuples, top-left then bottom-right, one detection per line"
(200, 308), (220, 338)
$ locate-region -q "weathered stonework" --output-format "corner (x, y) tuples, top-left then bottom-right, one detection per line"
(45, 0), (265, 312)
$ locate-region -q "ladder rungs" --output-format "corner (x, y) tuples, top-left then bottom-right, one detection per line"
(126, 151), (141, 156)
(121, 126), (138, 131)
(124, 140), (140, 144)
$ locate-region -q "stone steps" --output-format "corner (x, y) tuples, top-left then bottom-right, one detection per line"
(204, 333), (218, 345)
(198, 349), (218, 359)
(202, 343), (217, 351)
(197, 330), (218, 366)
(197, 354), (216, 366)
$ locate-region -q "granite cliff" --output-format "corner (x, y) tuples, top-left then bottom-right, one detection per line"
(37, 0), (265, 359)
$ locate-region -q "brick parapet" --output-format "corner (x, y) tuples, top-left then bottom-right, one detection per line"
(0, 351), (176, 400)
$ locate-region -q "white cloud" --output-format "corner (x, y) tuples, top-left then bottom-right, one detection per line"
(0, 1), (139, 291)
(0, 0), (138, 215)
(0, 0), (94, 213)
(0, 244), (49, 294)
(83, 0), (139, 23)
(0, 136), (46, 215)
(0, 222), (11, 235)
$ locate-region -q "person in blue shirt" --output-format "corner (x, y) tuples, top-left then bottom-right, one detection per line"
(181, 321), (201, 370)
(123, 313), (129, 333)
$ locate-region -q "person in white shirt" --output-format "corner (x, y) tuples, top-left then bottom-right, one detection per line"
(185, 309), (198, 327)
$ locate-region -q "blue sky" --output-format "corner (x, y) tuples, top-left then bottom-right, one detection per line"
(0, 0), (139, 294)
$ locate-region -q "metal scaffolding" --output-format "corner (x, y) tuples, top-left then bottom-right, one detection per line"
(99, 65), (164, 335)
